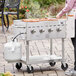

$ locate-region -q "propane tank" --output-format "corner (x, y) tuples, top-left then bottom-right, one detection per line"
(4, 41), (22, 62)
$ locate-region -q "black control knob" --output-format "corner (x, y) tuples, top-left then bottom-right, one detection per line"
(31, 30), (36, 34)
(56, 28), (61, 32)
(48, 29), (53, 32)
(39, 29), (45, 33)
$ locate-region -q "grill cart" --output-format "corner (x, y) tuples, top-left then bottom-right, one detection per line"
(4, 15), (75, 73)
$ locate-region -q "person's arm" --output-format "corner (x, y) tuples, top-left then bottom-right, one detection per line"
(56, 0), (75, 18)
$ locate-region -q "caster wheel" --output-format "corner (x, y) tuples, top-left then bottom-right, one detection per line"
(27, 66), (34, 73)
(15, 63), (22, 70)
(49, 62), (56, 66)
(61, 63), (68, 71)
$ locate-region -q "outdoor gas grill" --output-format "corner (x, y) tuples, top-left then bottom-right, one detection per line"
(4, 15), (75, 73)
(12, 18), (66, 40)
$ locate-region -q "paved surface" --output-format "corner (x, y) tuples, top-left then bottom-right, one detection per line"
(0, 26), (74, 76)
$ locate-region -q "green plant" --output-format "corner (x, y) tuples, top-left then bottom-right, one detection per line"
(0, 73), (4, 76)
(19, 0), (30, 19)
(19, 0), (65, 19)
(25, 1), (48, 18)
(20, 1), (29, 13)
(33, 0), (65, 7)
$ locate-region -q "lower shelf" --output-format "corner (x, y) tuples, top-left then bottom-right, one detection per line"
(21, 55), (62, 64)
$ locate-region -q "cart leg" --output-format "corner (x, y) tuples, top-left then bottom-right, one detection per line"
(26, 41), (29, 64)
(61, 38), (68, 71)
(26, 41), (34, 73)
(49, 39), (56, 66)
(50, 39), (52, 55)
(62, 38), (65, 64)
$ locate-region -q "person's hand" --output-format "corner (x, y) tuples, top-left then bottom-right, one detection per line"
(56, 15), (61, 19)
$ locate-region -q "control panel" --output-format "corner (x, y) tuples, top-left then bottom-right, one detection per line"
(26, 20), (66, 40)
(12, 19), (66, 40)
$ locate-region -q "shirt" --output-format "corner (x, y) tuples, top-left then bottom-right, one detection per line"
(58, 0), (76, 18)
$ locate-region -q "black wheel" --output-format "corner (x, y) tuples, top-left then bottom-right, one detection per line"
(49, 62), (56, 66)
(61, 63), (68, 71)
(15, 63), (22, 70)
(27, 66), (34, 73)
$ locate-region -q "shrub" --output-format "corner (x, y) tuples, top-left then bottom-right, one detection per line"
(20, 0), (48, 18)
(19, 0), (65, 18)
(33, 0), (65, 7)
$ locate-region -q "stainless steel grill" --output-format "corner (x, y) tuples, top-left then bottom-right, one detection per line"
(12, 18), (67, 40)
(4, 16), (75, 73)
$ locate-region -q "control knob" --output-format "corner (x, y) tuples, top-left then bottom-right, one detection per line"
(39, 29), (45, 33)
(48, 29), (53, 33)
(56, 28), (61, 32)
(31, 29), (36, 34)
